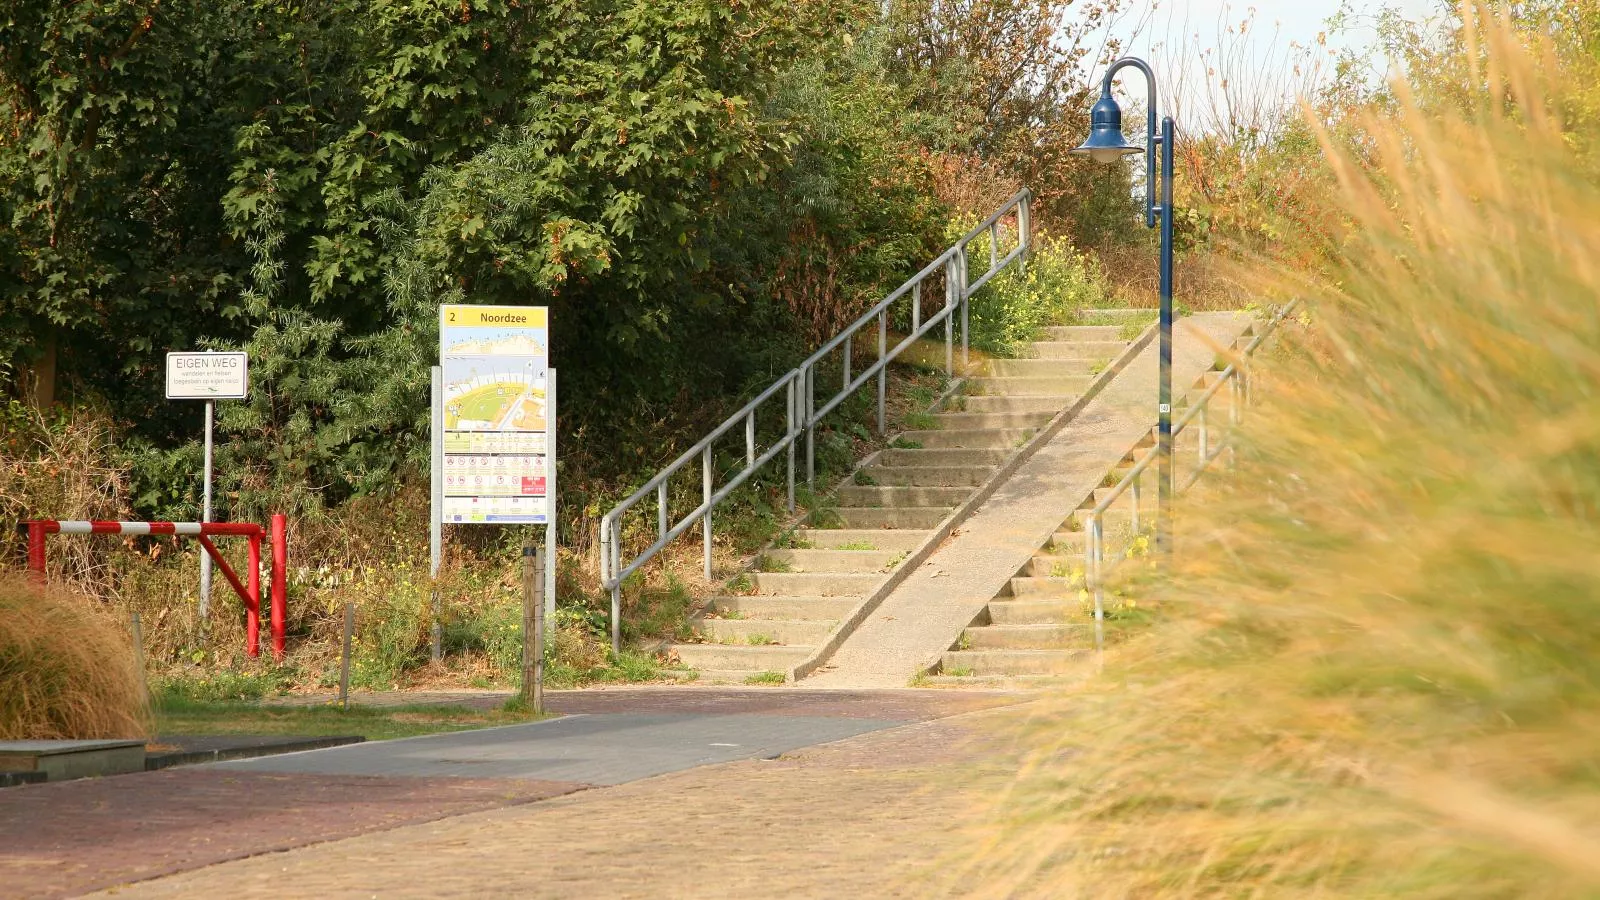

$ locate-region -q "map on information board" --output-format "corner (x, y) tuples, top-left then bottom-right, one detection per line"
(439, 305), (551, 524)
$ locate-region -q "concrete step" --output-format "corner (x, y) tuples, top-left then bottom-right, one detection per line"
(696, 618), (835, 646)
(761, 548), (901, 573)
(687, 669), (789, 685)
(877, 447), (1009, 467)
(962, 622), (1087, 650)
(1023, 340), (1126, 360)
(830, 507), (951, 529)
(1023, 554), (1087, 578)
(860, 465), (995, 487)
(1005, 576), (1085, 598)
(835, 485), (971, 508)
(929, 411), (1053, 430)
(954, 395), (1074, 415)
(1076, 308), (1156, 323)
(963, 376), (1091, 396)
(985, 599), (1080, 625)
(1041, 325), (1122, 341)
(893, 428), (1033, 450)
(986, 358), (1099, 378)
(789, 529), (926, 552)
(749, 572), (882, 596)
(708, 595), (860, 620)
(671, 643), (813, 672)
(940, 648), (1091, 676)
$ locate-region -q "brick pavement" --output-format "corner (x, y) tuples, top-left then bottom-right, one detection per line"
(4, 688), (1028, 899)
(0, 770), (585, 899)
(87, 705), (1028, 899)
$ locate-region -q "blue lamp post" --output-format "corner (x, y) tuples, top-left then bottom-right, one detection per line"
(1072, 57), (1175, 555)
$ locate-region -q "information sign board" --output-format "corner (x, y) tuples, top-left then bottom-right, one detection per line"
(165, 352), (249, 399)
(439, 305), (551, 524)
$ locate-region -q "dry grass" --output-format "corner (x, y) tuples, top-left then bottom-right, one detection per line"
(0, 574), (150, 740)
(961, 7), (1600, 898)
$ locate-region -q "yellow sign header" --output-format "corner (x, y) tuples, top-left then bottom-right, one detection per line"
(441, 305), (547, 328)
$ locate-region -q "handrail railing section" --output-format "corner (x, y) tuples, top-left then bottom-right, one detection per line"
(598, 190), (1033, 651)
(1082, 299), (1302, 652)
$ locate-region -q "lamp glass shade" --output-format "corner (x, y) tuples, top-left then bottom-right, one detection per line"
(1072, 93), (1143, 164)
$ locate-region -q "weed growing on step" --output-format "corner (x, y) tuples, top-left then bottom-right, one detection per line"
(834, 541), (877, 551)
(944, 665), (975, 677)
(852, 470), (879, 486)
(744, 671), (785, 685)
(903, 411), (937, 431)
(755, 555), (792, 573)
(746, 633), (776, 646)
(889, 436), (923, 450)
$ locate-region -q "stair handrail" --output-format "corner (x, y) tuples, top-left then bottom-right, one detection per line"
(599, 189), (1033, 652)
(1082, 298), (1302, 651)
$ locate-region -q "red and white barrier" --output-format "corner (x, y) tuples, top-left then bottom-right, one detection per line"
(23, 516), (288, 660)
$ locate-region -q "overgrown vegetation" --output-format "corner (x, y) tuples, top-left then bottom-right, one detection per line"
(968, 3), (1600, 896)
(0, 0), (1134, 694)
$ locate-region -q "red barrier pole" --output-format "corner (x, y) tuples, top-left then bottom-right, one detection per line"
(270, 514), (287, 661)
(26, 522), (46, 581)
(246, 532), (262, 659)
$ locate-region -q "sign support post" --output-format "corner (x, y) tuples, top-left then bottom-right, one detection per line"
(199, 398), (214, 619)
(430, 365), (444, 662)
(544, 369), (557, 619)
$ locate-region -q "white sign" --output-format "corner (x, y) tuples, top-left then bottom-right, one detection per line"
(439, 305), (551, 524)
(166, 352), (249, 399)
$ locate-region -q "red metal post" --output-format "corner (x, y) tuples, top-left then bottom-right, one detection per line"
(246, 533), (262, 659)
(270, 514), (287, 661)
(26, 522), (46, 581)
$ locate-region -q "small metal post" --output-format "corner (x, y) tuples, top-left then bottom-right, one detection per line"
(944, 259), (955, 377)
(745, 411), (756, 467)
(657, 482), (669, 541)
(199, 399), (214, 620)
(702, 446), (713, 581)
(876, 313), (887, 434)
(26, 521), (45, 579)
(610, 583), (621, 656)
(912, 281), (921, 333)
(1088, 514), (1105, 653)
(842, 334), (851, 391)
(339, 601), (353, 710)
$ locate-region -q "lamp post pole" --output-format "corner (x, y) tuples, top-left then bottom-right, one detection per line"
(1072, 56), (1176, 556)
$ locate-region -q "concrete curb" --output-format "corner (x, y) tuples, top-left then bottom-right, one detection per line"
(786, 316), (1162, 683)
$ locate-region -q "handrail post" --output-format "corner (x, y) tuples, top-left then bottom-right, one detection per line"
(786, 377), (797, 513)
(960, 245), (971, 371)
(1088, 513), (1105, 654)
(804, 365), (815, 488)
(702, 446), (714, 581)
(912, 281), (921, 333)
(944, 258), (955, 377)
(657, 482), (669, 542)
(1019, 195), (1032, 275)
(745, 410), (756, 467)
(1198, 404), (1209, 466)
(877, 312), (887, 433)
(1131, 473), (1141, 535)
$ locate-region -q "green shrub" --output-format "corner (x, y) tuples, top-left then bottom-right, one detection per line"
(955, 226), (1111, 357)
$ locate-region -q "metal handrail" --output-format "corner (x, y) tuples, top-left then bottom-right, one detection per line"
(1082, 299), (1301, 651)
(599, 189), (1033, 652)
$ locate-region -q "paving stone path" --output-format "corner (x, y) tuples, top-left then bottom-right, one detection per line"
(87, 702), (1028, 899)
(2, 688), (1024, 899)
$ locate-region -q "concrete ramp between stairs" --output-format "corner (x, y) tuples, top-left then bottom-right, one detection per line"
(800, 312), (1252, 688)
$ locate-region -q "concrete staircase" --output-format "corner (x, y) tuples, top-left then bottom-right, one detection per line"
(667, 312), (1155, 683)
(927, 336), (1251, 685)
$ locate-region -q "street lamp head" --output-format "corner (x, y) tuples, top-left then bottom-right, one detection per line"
(1073, 93), (1143, 164)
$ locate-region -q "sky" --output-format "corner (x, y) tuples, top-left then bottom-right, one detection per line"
(1085, 0), (1449, 128)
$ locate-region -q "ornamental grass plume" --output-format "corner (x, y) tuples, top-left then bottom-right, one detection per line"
(0, 574), (149, 740)
(958, 5), (1600, 897)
